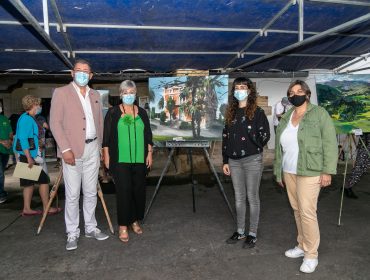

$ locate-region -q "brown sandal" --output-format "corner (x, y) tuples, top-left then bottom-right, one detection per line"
(119, 227), (129, 242)
(131, 222), (143, 235)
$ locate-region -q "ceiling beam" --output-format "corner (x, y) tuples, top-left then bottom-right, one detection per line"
(7, 0), (73, 68)
(1, 20), (370, 38)
(223, 0), (296, 69)
(0, 48), (359, 58)
(228, 13), (370, 72)
(308, 0), (370, 7)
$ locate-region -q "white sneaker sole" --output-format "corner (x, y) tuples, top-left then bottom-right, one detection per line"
(66, 245), (77, 251)
(85, 234), (109, 241)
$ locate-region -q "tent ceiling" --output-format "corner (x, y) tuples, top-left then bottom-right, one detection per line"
(0, 0), (369, 74)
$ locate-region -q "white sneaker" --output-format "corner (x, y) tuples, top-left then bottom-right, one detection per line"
(300, 258), (318, 273)
(285, 246), (305, 258)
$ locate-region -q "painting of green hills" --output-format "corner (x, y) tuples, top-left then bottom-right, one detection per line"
(315, 74), (370, 134)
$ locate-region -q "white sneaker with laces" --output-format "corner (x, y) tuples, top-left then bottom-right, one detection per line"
(285, 246), (305, 258)
(300, 258), (318, 273)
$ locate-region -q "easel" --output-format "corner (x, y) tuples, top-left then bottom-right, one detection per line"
(143, 140), (236, 222)
(338, 132), (370, 226)
(37, 169), (114, 235)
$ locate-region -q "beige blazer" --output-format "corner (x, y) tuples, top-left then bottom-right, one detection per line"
(50, 82), (103, 159)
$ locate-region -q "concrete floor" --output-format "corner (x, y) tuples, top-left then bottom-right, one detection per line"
(0, 163), (369, 280)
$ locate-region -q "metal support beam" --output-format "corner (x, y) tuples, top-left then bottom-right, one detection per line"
(49, 0), (74, 58)
(224, 0), (296, 69)
(334, 53), (370, 72)
(228, 13), (370, 72)
(8, 0), (73, 68)
(1, 20), (370, 38)
(42, 0), (49, 35)
(341, 66), (370, 73)
(298, 0), (304, 41)
(0, 48), (359, 58)
(308, 0), (370, 7)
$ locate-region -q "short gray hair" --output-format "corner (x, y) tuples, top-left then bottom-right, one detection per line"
(119, 80), (136, 95)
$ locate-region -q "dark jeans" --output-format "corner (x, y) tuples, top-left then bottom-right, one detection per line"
(0, 153), (9, 198)
(111, 163), (147, 226)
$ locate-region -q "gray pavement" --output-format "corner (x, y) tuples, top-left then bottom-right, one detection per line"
(0, 164), (369, 280)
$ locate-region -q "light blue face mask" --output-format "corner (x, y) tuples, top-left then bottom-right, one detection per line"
(74, 71), (89, 87)
(36, 107), (42, 115)
(122, 94), (136, 105)
(234, 90), (248, 101)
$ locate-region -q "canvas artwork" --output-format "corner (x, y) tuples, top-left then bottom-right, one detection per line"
(148, 75), (229, 141)
(315, 74), (370, 134)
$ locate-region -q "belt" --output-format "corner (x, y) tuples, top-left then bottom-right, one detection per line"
(85, 137), (97, 144)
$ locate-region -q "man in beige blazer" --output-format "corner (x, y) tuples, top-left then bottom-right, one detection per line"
(50, 59), (109, 251)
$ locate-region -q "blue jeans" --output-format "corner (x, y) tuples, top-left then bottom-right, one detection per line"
(229, 154), (263, 235)
(0, 153), (9, 198)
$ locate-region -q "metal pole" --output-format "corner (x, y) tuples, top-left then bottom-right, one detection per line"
(49, 0), (74, 57)
(309, 0), (370, 7)
(298, 0), (304, 41)
(8, 0), (73, 68)
(42, 0), (49, 35)
(229, 13), (370, 72)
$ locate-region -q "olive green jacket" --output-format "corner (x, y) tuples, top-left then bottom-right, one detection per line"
(274, 103), (338, 182)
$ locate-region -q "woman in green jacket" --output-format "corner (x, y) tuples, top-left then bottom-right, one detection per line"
(274, 80), (337, 274)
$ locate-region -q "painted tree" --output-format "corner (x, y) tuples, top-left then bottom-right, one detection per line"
(166, 96), (176, 122)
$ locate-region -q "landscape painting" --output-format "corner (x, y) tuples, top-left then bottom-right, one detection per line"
(148, 75), (229, 141)
(315, 74), (370, 134)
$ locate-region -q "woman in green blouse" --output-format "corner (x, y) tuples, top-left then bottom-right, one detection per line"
(103, 80), (153, 243)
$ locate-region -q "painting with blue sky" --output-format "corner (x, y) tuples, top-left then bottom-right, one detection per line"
(148, 75), (229, 141)
(315, 74), (370, 133)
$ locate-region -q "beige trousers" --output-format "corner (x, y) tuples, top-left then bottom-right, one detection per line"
(284, 172), (321, 259)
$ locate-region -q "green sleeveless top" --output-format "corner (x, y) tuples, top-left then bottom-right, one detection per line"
(117, 114), (145, 163)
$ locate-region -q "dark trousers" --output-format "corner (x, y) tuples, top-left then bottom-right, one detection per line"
(0, 153), (9, 198)
(112, 163), (146, 226)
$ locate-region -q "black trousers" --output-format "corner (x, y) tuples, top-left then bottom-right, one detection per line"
(111, 163), (146, 226)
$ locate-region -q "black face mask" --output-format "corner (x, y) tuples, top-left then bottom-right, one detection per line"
(288, 95), (307, 107)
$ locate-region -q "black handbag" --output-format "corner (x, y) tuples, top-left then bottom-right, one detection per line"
(15, 138), (36, 151)
(15, 114), (38, 152)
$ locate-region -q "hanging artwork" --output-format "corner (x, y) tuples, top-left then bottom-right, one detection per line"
(149, 75), (229, 141)
(315, 74), (370, 133)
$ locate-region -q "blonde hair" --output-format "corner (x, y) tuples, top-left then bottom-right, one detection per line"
(22, 95), (41, 111)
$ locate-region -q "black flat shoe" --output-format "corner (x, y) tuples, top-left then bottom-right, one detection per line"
(344, 188), (358, 199)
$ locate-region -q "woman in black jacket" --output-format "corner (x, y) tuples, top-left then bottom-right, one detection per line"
(222, 77), (270, 248)
(103, 80), (153, 243)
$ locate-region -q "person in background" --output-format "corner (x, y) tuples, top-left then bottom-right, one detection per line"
(36, 113), (49, 173)
(50, 59), (109, 251)
(273, 96), (291, 133)
(344, 132), (369, 199)
(222, 77), (270, 248)
(13, 95), (60, 216)
(103, 80), (153, 243)
(274, 80), (338, 274)
(0, 104), (13, 203)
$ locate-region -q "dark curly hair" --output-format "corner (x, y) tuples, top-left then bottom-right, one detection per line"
(225, 77), (257, 125)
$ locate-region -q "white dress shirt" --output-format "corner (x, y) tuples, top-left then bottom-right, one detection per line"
(72, 82), (97, 140)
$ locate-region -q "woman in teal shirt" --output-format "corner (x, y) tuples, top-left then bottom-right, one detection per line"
(14, 95), (60, 216)
(274, 80), (337, 274)
(103, 80), (153, 243)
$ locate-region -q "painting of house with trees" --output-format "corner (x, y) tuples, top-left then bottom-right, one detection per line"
(149, 75), (229, 141)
